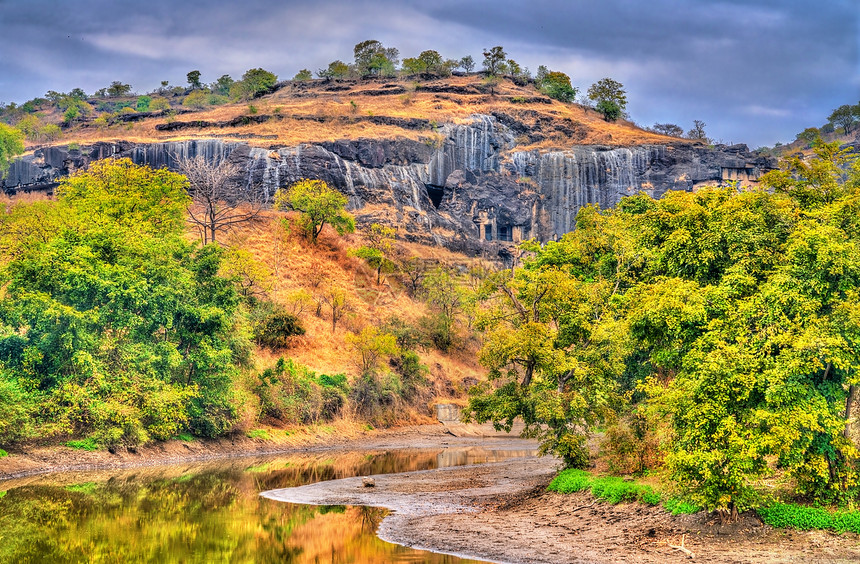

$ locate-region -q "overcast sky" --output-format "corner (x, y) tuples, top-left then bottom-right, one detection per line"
(1, 0), (857, 147)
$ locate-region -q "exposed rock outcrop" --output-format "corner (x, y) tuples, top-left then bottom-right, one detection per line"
(2, 115), (777, 253)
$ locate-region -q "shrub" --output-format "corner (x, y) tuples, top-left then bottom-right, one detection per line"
(0, 377), (33, 445)
(253, 304), (306, 349)
(389, 350), (428, 401)
(255, 358), (345, 424)
(135, 95), (151, 111)
(350, 371), (402, 424)
(600, 413), (663, 475)
(150, 97), (170, 111)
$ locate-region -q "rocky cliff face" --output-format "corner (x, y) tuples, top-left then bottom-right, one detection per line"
(2, 115), (776, 252)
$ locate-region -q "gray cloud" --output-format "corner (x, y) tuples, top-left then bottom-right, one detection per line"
(0, 0), (857, 147)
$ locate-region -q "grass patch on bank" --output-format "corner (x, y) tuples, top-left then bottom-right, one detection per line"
(550, 469), (860, 533)
(174, 433), (195, 442)
(246, 429), (271, 440)
(548, 469), (699, 513)
(65, 438), (99, 451)
(758, 503), (860, 534)
(0, 448), (7, 458)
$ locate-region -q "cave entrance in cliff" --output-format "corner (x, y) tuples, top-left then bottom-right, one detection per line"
(424, 184), (444, 208)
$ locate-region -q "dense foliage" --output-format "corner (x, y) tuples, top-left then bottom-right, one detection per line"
(0, 159), (248, 445)
(467, 142), (860, 515)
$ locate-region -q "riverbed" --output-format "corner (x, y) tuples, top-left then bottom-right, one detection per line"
(0, 440), (535, 563)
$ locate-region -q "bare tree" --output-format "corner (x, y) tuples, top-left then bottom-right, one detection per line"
(177, 154), (262, 244)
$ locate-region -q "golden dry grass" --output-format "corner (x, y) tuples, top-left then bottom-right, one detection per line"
(38, 75), (681, 152)
(221, 210), (485, 412)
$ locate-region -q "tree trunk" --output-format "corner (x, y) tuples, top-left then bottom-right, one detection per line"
(522, 360), (535, 388)
(845, 384), (859, 439)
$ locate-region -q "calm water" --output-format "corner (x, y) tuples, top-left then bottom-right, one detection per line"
(0, 445), (535, 563)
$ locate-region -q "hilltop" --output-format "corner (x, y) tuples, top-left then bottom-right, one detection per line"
(14, 74), (677, 151)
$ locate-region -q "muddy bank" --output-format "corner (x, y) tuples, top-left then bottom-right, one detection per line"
(0, 423), (516, 481)
(262, 456), (860, 564)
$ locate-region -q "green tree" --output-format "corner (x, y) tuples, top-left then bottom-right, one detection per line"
(345, 327), (399, 374)
(401, 57), (426, 75)
(482, 46), (507, 76)
(796, 127), (821, 147)
(0, 160), (248, 446)
(232, 68), (277, 100)
(351, 223), (396, 284)
(317, 60), (351, 79)
(416, 50), (452, 76)
(186, 70), (202, 89)
(587, 78), (627, 120)
(652, 123), (684, 137)
(0, 123), (24, 178)
(57, 158), (190, 235)
(106, 81), (132, 97)
(538, 71), (577, 102)
(828, 104), (857, 135)
(596, 100), (621, 121)
(210, 75), (234, 96)
(38, 124), (61, 142)
(459, 55), (475, 73)
(353, 40), (399, 77)
(273, 179), (355, 244)
(293, 69), (313, 81)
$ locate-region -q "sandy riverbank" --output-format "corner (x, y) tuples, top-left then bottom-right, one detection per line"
(263, 455), (860, 564)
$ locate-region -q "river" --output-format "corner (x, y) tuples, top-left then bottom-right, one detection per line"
(0, 444), (535, 563)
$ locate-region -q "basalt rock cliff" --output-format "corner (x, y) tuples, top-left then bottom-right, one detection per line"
(3, 114), (776, 253)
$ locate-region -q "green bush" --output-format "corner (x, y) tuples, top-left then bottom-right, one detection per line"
(253, 304), (306, 349)
(0, 377), (33, 445)
(256, 358), (345, 424)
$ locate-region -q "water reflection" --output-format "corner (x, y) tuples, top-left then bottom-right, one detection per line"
(0, 446), (534, 563)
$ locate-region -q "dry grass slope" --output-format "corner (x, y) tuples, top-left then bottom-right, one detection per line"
(46, 75), (680, 152)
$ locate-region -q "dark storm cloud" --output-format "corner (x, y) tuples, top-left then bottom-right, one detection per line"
(0, 0), (857, 146)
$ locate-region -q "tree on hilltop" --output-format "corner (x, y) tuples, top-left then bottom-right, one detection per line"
(231, 68), (277, 100)
(353, 40), (399, 77)
(105, 81), (132, 97)
(828, 104), (858, 135)
(538, 70), (577, 102)
(293, 69), (313, 82)
(686, 119), (710, 143)
(318, 60), (351, 80)
(459, 55), (475, 73)
(652, 123), (684, 137)
(210, 75), (234, 96)
(482, 46), (508, 76)
(587, 78), (627, 121)
(187, 70), (203, 89)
